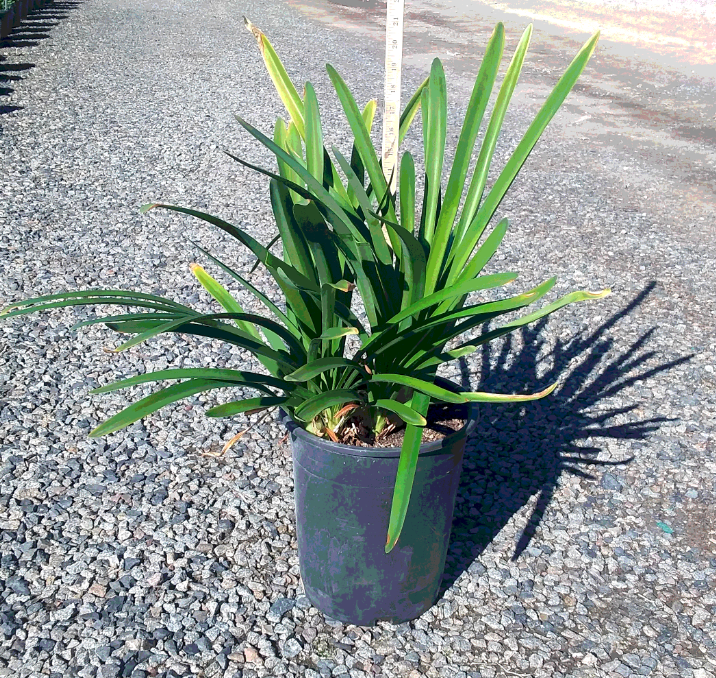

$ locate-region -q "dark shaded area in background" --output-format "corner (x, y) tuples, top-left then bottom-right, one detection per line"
(438, 282), (692, 598)
(1, 1), (82, 115)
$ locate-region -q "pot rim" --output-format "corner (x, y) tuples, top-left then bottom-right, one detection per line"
(279, 377), (479, 458)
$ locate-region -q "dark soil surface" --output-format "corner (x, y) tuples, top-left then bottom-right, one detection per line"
(337, 412), (465, 447)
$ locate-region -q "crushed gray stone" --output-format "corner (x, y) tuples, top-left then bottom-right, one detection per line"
(1, 0), (715, 677)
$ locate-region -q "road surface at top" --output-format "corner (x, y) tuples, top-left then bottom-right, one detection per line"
(291, 0), (716, 247)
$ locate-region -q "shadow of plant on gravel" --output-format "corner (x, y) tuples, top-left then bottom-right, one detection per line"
(0, 1), (82, 114)
(437, 281), (692, 598)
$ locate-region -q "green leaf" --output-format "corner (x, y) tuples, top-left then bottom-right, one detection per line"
(229, 119), (397, 327)
(430, 23), (504, 285)
(110, 312), (299, 372)
(89, 368), (292, 395)
(347, 99), (378, 207)
(232, 117), (370, 252)
(205, 396), (289, 418)
(147, 200), (322, 337)
(1, 290), (193, 320)
(314, 326), (359, 341)
(417, 344), (482, 369)
(331, 146), (393, 266)
(371, 274), (556, 370)
(453, 24), (530, 249)
(71, 312), (183, 331)
(190, 240), (299, 336)
(190, 263), (260, 338)
(327, 279), (356, 293)
(375, 207), (426, 311)
(452, 29), (601, 278)
(385, 391), (430, 553)
(274, 118), (305, 205)
(455, 218), (509, 290)
(303, 81), (324, 182)
(319, 282), (336, 357)
(142, 203), (319, 292)
(397, 151), (423, 308)
(370, 374), (466, 404)
(89, 379), (236, 437)
(399, 151), (416, 237)
(284, 357), (367, 382)
(325, 64), (395, 222)
(244, 17), (305, 138)
(399, 77), (429, 146)
(421, 58), (447, 249)
(294, 389), (365, 422)
(249, 231), (280, 276)
(292, 202), (334, 286)
(462, 380), (558, 402)
(385, 272), (517, 325)
(408, 276), (557, 336)
(444, 288), (611, 361)
(375, 399), (427, 426)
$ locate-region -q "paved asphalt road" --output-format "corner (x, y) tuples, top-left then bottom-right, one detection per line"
(294, 0), (716, 243)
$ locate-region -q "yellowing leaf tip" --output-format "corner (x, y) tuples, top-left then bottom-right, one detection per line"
(243, 16), (265, 52)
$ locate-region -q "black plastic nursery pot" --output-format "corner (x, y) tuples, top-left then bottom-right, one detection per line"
(1, 9), (14, 38)
(280, 382), (477, 626)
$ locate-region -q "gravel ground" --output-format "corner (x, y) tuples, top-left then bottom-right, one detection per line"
(1, 1), (715, 678)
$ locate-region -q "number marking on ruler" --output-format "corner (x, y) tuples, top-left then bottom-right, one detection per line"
(382, 0), (405, 194)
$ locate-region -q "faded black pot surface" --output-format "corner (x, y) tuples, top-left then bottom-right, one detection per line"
(280, 387), (477, 626)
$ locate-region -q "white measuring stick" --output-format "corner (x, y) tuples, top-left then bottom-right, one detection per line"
(381, 0), (405, 195)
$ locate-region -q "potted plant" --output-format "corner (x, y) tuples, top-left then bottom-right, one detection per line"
(2, 19), (608, 625)
(1, 0), (15, 38)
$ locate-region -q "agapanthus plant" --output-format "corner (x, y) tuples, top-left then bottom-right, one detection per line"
(2, 19), (608, 551)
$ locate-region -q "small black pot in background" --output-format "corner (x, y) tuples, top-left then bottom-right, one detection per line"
(280, 380), (477, 626)
(0, 8), (15, 38)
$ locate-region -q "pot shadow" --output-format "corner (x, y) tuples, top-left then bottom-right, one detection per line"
(1, 1), (82, 114)
(437, 281), (692, 598)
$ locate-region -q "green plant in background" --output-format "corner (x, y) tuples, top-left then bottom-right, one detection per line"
(2, 19), (608, 552)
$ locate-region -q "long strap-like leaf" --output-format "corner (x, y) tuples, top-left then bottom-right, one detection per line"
(429, 23), (504, 290)
(91, 368), (293, 395)
(420, 59), (447, 247)
(370, 374), (466, 403)
(189, 240), (300, 336)
(452, 24), (531, 251)
(385, 391), (430, 553)
(141, 203), (319, 292)
(412, 288), (610, 370)
(233, 116), (368, 250)
(366, 277), (557, 371)
(384, 272), (517, 326)
(326, 64), (397, 226)
(1, 289), (192, 319)
(451, 30), (600, 282)
(90, 379), (239, 437)
(284, 356), (368, 383)
(191, 264), (289, 363)
(244, 18), (306, 138)
(293, 388), (366, 422)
